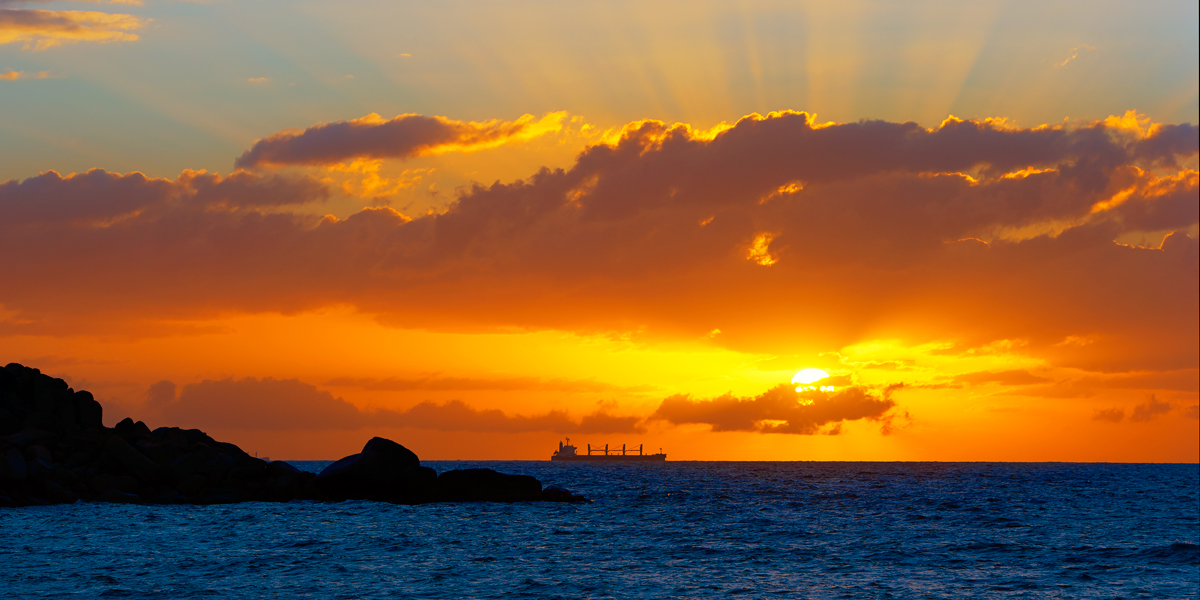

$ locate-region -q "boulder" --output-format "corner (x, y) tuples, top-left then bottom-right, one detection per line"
(361, 436), (420, 468)
(541, 485), (590, 503)
(95, 489), (142, 504)
(105, 436), (162, 483)
(0, 448), (27, 480)
(75, 391), (103, 430)
(266, 460), (302, 478)
(316, 437), (434, 503)
(437, 468), (542, 502)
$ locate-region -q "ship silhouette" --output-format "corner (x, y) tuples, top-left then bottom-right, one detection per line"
(550, 438), (666, 462)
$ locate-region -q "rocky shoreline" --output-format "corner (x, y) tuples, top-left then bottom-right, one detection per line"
(0, 363), (587, 507)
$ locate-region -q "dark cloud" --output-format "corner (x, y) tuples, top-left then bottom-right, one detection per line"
(1092, 408), (1125, 423)
(143, 377), (642, 433)
(159, 377), (365, 431)
(1, 112), (1196, 379)
(0, 168), (326, 229)
(234, 112), (562, 168)
(1130, 394), (1172, 422)
(392, 399), (643, 434)
(649, 383), (895, 435)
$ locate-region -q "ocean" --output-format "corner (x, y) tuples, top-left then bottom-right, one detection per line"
(2, 461), (1197, 599)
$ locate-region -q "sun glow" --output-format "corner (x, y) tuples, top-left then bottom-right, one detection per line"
(792, 368), (831, 392)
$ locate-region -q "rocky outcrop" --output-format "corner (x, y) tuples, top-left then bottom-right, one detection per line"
(0, 363), (588, 507)
(437, 468), (543, 502)
(315, 437), (438, 503)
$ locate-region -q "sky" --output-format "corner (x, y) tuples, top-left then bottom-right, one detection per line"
(2, 0), (1197, 461)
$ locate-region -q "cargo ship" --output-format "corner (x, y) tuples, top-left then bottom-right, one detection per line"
(550, 438), (666, 462)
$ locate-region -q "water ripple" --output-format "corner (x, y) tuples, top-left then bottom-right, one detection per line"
(1, 462), (1196, 599)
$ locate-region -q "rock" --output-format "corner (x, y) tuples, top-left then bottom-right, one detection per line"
(25, 457), (53, 480)
(135, 440), (182, 467)
(105, 436), (162, 483)
(437, 468), (542, 502)
(228, 460), (267, 480)
(541, 485), (590, 503)
(1, 448), (27, 480)
(362, 437), (420, 468)
(95, 489), (142, 504)
(266, 460), (302, 478)
(90, 473), (120, 494)
(316, 438), (435, 503)
(177, 475), (208, 496)
(41, 480), (78, 504)
(75, 391), (103, 430)
(198, 488), (242, 504)
(149, 490), (185, 504)
(1, 363), (587, 508)
(8, 430), (52, 448)
(114, 418), (153, 443)
(25, 444), (53, 463)
(169, 448), (215, 482)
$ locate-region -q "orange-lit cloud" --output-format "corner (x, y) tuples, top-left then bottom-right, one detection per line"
(1, 111), (1196, 416)
(234, 112), (567, 169)
(326, 375), (649, 394)
(650, 383), (896, 435)
(0, 68), (50, 79)
(0, 8), (145, 50)
(954, 370), (1050, 386)
(145, 376), (643, 433)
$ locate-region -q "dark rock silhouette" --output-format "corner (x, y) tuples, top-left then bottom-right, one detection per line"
(315, 437), (438, 503)
(0, 363), (587, 507)
(438, 468), (543, 502)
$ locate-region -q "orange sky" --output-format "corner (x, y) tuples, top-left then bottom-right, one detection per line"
(3, 110), (1196, 461)
(2, 1), (1196, 462)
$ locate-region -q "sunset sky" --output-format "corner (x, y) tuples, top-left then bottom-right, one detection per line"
(2, 0), (1197, 461)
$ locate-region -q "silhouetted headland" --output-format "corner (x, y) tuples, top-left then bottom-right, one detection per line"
(0, 363), (588, 507)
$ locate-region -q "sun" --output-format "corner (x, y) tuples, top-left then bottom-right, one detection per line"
(791, 368), (829, 385)
(792, 368), (834, 392)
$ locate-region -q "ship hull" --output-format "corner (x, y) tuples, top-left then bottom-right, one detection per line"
(550, 454), (666, 462)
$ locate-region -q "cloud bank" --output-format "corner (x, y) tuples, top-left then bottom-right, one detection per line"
(650, 383), (896, 434)
(234, 112), (566, 168)
(1, 111), (1196, 382)
(147, 377), (643, 433)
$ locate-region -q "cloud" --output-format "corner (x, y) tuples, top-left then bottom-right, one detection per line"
(394, 399), (643, 434)
(1019, 368), (1199, 399)
(649, 383), (895, 435)
(158, 377), (366, 431)
(325, 375), (649, 393)
(954, 369), (1050, 386)
(0, 68), (51, 80)
(143, 377), (643, 433)
(234, 111), (567, 169)
(0, 168), (326, 228)
(0, 8), (146, 50)
(1130, 394), (1172, 422)
(1092, 407), (1124, 423)
(1054, 44), (1096, 68)
(0, 111), (1196, 384)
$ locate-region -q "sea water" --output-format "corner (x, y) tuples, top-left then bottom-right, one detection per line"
(1, 462), (1196, 599)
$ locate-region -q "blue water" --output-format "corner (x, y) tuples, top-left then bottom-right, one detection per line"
(2, 462), (1197, 599)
